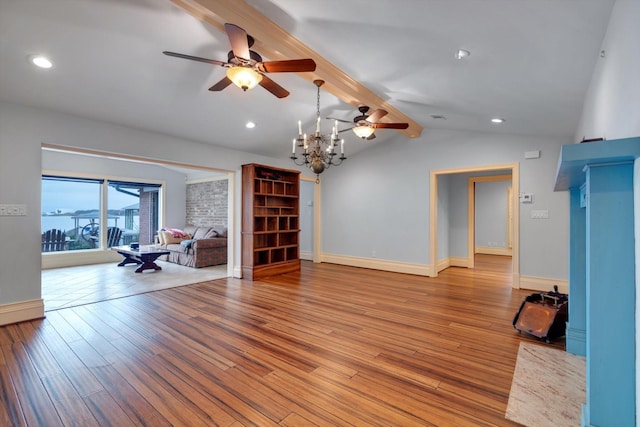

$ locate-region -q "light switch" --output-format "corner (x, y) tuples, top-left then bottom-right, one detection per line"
(520, 193), (534, 204)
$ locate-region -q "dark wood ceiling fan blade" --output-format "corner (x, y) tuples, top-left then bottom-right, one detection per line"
(259, 59), (317, 73)
(367, 133), (377, 140)
(338, 127), (354, 133)
(259, 75), (289, 98)
(371, 122), (410, 129)
(327, 117), (353, 124)
(224, 23), (250, 60)
(208, 77), (233, 91)
(367, 109), (388, 123)
(163, 51), (227, 67)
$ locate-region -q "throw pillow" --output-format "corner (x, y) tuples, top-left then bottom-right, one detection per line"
(160, 231), (182, 244)
(203, 229), (219, 239)
(157, 230), (166, 245)
(165, 227), (188, 238)
(180, 239), (194, 249)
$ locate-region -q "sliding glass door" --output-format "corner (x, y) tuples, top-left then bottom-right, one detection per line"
(41, 175), (161, 252)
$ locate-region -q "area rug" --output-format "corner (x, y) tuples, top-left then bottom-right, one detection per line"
(506, 342), (586, 426)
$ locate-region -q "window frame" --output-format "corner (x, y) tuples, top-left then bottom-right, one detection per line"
(42, 171), (165, 252)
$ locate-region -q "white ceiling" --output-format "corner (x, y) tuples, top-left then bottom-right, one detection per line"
(0, 0), (615, 160)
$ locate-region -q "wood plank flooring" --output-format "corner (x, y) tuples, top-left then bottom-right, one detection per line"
(2, 255), (562, 426)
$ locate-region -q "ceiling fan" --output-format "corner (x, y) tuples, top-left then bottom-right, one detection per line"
(163, 23), (316, 98)
(329, 106), (409, 140)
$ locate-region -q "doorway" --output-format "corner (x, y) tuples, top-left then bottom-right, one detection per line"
(299, 176), (321, 263)
(468, 175), (513, 262)
(429, 162), (520, 288)
(40, 144), (236, 309)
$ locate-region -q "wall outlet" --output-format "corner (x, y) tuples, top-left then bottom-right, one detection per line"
(531, 209), (549, 219)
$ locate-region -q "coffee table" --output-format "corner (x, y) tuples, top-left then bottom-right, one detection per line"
(112, 245), (170, 273)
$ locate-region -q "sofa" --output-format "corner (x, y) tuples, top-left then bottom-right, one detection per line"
(157, 225), (227, 268)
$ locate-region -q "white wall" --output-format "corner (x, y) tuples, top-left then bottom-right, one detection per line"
(571, 0), (640, 421)
(299, 180), (314, 257)
(437, 174), (450, 262)
(449, 174), (470, 259)
(475, 180), (510, 248)
(0, 101), (291, 310)
(574, 0), (640, 142)
(321, 129), (570, 281)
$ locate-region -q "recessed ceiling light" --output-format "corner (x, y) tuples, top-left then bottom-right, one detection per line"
(29, 55), (53, 69)
(491, 118), (505, 124)
(455, 49), (470, 60)
(245, 121), (256, 129)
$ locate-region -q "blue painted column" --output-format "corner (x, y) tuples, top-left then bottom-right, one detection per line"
(566, 186), (586, 356)
(583, 162), (635, 426)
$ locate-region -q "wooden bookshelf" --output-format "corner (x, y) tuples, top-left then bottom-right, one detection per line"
(241, 164), (301, 280)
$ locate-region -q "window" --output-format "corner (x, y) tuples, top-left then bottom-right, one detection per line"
(42, 175), (161, 252)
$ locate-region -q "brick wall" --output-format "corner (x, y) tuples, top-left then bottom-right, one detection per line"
(138, 190), (158, 244)
(186, 179), (228, 228)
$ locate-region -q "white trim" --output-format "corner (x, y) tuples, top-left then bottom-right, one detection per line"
(436, 258), (450, 273)
(436, 256), (470, 273)
(0, 299), (44, 326)
(226, 170), (235, 279)
(42, 144), (233, 175)
(42, 169), (166, 187)
(185, 175), (228, 184)
(468, 174), (513, 268)
(300, 176), (321, 264)
(300, 251), (313, 261)
(519, 275), (568, 294)
(475, 246), (513, 256)
(321, 253), (433, 276)
(42, 250), (121, 269)
(233, 265), (243, 278)
(450, 256), (470, 268)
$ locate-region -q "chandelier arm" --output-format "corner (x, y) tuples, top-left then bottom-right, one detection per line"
(289, 79), (346, 180)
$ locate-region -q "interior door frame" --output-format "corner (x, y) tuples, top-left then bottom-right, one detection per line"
(429, 162), (520, 288)
(467, 174), (513, 263)
(300, 176), (321, 263)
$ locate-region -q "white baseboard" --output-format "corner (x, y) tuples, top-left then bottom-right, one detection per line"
(0, 299), (44, 326)
(519, 275), (568, 294)
(300, 251), (313, 261)
(437, 256), (470, 272)
(233, 265), (243, 278)
(320, 253), (433, 277)
(42, 250), (121, 269)
(450, 257), (470, 267)
(475, 246), (512, 256)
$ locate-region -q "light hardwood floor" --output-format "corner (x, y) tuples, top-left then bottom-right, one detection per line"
(4, 255), (562, 426)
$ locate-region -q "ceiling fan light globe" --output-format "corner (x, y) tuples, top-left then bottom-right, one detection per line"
(353, 125), (375, 139)
(226, 66), (262, 91)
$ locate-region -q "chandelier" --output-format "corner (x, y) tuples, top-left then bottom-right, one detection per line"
(290, 80), (346, 182)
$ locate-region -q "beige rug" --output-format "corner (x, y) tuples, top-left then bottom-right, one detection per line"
(506, 342), (586, 426)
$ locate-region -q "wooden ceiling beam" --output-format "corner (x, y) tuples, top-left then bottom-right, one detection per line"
(170, 0), (423, 138)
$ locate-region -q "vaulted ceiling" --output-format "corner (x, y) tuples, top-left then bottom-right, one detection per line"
(0, 0), (615, 159)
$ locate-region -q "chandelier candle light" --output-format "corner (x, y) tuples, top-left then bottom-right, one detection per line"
(290, 80), (346, 182)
